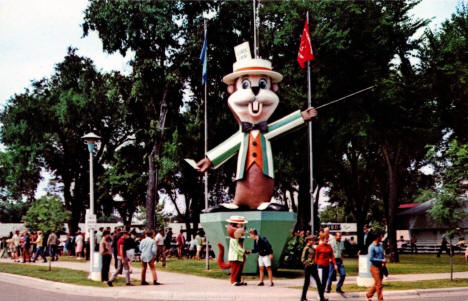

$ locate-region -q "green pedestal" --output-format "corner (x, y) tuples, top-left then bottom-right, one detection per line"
(200, 211), (296, 274)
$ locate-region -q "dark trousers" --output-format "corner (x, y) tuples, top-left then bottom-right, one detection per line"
(316, 265), (329, 301)
(113, 250), (118, 268)
(32, 246), (47, 262)
(48, 245), (57, 260)
(437, 244), (450, 257)
(230, 261), (244, 284)
(327, 258), (346, 291)
(301, 264), (320, 301)
(101, 254), (112, 282)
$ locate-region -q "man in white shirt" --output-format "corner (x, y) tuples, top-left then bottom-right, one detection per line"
(327, 232), (346, 294)
(155, 229), (166, 267)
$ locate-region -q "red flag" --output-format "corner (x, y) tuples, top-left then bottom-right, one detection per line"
(297, 18), (315, 68)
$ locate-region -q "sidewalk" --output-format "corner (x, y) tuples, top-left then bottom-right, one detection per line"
(1, 258), (468, 301)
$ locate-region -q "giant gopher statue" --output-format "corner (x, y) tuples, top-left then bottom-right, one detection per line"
(196, 43), (317, 211)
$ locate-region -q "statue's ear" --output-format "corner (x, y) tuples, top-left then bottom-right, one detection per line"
(272, 83), (279, 92)
(227, 85), (235, 94)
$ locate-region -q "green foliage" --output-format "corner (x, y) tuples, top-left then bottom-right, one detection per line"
(425, 138), (468, 239)
(428, 185), (466, 239)
(320, 205), (350, 223)
(280, 234), (306, 268)
(420, 2), (468, 142)
(23, 195), (71, 233)
(0, 200), (29, 223)
(0, 48), (134, 232)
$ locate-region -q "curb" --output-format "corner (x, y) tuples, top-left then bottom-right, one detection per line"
(325, 286), (468, 300)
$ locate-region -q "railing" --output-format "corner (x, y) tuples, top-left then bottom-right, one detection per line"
(398, 240), (466, 254)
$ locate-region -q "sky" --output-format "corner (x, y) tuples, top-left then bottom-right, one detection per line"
(0, 0), (464, 211)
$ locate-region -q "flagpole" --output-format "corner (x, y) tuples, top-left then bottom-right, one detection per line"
(253, 0), (257, 58)
(306, 11), (315, 235)
(203, 19), (210, 270)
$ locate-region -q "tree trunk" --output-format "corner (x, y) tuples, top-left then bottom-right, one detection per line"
(382, 144), (400, 263)
(63, 177), (79, 234)
(145, 88), (169, 230)
(297, 169), (311, 231)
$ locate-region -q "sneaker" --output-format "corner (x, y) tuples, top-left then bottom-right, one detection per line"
(141, 281), (149, 285)
(257, 282), (264, 286)
(107, 281), (113, 287)
(126, 283), (133, 286)
(241, 282), (247, 286)
(153, 281), (161, 285)
(336, 289), (345, 294)
(233, 282), (243, 286)
(270, 282), (274, 287)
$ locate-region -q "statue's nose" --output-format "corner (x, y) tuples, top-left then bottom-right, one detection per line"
(251, 86), (260, 96)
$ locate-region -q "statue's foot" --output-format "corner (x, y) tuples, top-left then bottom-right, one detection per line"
(203, 203), (242, 213)
(257, 202), (288, 211)
(203, 202), (289, 212)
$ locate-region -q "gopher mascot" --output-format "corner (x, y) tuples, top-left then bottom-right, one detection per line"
(217, 216), (249, 286)
(196, 42), (317, 211)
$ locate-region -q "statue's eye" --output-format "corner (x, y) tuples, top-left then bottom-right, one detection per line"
(259, 79), (268, 89)
(242, 80), (250, 89)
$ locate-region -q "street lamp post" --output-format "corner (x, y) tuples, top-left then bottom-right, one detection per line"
(82, 132), (101, 281)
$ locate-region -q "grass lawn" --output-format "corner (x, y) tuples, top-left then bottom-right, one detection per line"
(135, 254), (467, 280)
(53, 256), (86, 263)
(341, 254), (467, 276)
(0, 262), (138, 287)
(298, 278), (468, 293)
(145, 258), (229, 279)
(139, 258), (309, 280)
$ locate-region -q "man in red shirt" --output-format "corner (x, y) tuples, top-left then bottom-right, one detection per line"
(176, 231), (185, 259)
(107, 231), (131, 286)
(314, 233), (337, 301)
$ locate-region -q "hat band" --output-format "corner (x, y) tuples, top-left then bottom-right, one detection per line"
(233, 66), (272, 73)
(229, 219), (246, 223)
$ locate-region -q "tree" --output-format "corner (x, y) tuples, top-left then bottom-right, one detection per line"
(319, 205), (350, 223)
(420, 2), (468, 143)
(1, 49), (133, 233)
(82, 1), (211, 229)
(23, 195), (71, 233)
(423, 138), (468, 280)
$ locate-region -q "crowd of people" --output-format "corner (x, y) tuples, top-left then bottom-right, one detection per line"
(0, 226), (215, 287)
(299, 228), (387, 301)
(0, 229), (61, 263)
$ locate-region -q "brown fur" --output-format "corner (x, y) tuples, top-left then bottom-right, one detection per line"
(233, 164), (274, 209)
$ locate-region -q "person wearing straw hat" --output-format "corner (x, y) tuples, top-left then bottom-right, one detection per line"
(217, 215), (249, 286)
(196, 42), (317, 212)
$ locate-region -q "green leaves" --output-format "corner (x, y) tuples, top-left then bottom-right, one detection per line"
(23, 195), (71, 233)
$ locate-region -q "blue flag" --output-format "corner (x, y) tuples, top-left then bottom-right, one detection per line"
(200, 31), (207, 85)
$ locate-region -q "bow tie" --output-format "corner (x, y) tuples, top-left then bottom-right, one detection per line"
(241, 121), (268, 133)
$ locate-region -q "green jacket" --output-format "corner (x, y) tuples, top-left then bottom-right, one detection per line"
(206, 110), (305, 180)
(301, 244), (316, 267)
(228, 238), (245, 262)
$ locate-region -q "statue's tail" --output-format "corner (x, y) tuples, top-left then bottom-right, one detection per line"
(217, 242), (231, 270)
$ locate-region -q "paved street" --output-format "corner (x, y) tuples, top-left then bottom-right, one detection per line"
(0, 281), (142, 301)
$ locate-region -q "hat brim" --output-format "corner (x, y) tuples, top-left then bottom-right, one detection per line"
(223, 70), (283, 85)
(226, 219), (248, 224)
